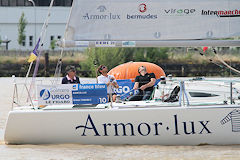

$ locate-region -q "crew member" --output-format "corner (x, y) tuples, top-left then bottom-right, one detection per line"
(129, 66), (156, 101)
(97, 65), (119, 102)
(62, 65), (80, 84)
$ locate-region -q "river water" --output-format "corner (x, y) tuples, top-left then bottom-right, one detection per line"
(0, 77), (240, 160)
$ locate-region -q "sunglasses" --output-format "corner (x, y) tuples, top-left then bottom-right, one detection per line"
(101, 66), (106, 70)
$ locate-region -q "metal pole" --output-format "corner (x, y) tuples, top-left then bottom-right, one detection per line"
(109, 85), (113, 109)
(181, 81), (185, 106)
(179, 81), (182, 106)
(34, 2), (36, 46)
(28, 0), (36, 46)
(230, 82), (233, 104)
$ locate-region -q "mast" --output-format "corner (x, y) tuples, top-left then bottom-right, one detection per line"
(53, 0), (75, 84)
(26, 0), (55, 102)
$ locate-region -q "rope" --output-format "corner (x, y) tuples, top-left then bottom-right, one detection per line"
(215, 53), (240, 75)
(53, 2), (75, 84)
(195, 47), (239, 75)
(24, 0), (55, 102)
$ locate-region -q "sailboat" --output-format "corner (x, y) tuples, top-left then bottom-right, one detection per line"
(4, 0), (240, 145)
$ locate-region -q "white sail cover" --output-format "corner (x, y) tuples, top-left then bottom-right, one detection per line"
(64, 0), (240, 47)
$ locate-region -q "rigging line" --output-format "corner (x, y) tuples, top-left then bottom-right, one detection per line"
(208, 59), (224, 68)
(208, 57), (235, 74)
(19, 61), (33, 102)
(215, 54), (240, 75)
(53, 57), (62, 84)
(93, 48), (99, 83)
(93, 50), (99, 84)
(195, 47), (232, 72)
(26, 0), (55, 79)
(212, 48), (240, 75)
(32, 0), (55, 79)
(207, 56), (229, 70)
(53, 1), (75, 84)
(27, 0), (55, 100)
(22, 0), (55, 102)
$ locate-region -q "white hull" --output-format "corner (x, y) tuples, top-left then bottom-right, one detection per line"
(4, 105), (240, 145)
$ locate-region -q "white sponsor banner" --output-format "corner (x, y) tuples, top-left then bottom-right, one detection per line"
(37, 84), (108, 106)
(37, 85), (74, 105)
(65, 0), (240, 42)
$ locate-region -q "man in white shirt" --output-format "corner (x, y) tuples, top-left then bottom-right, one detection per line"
(97, 65), (119, 102)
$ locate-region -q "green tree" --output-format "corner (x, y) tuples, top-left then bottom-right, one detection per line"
(50, 40), (57, 50)
(18, 12), (27, 46)
(131, 48), (169, 63)
(80, 47), (169, 77)
(145, 47), (169, 63)
(81, 48), (127, 77)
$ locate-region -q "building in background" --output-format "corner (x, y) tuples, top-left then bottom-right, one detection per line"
(0, 0), (72, 50)
(0, 0), (72, 7)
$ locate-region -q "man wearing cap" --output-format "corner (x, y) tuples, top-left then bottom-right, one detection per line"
(62, 65), (80, 84)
